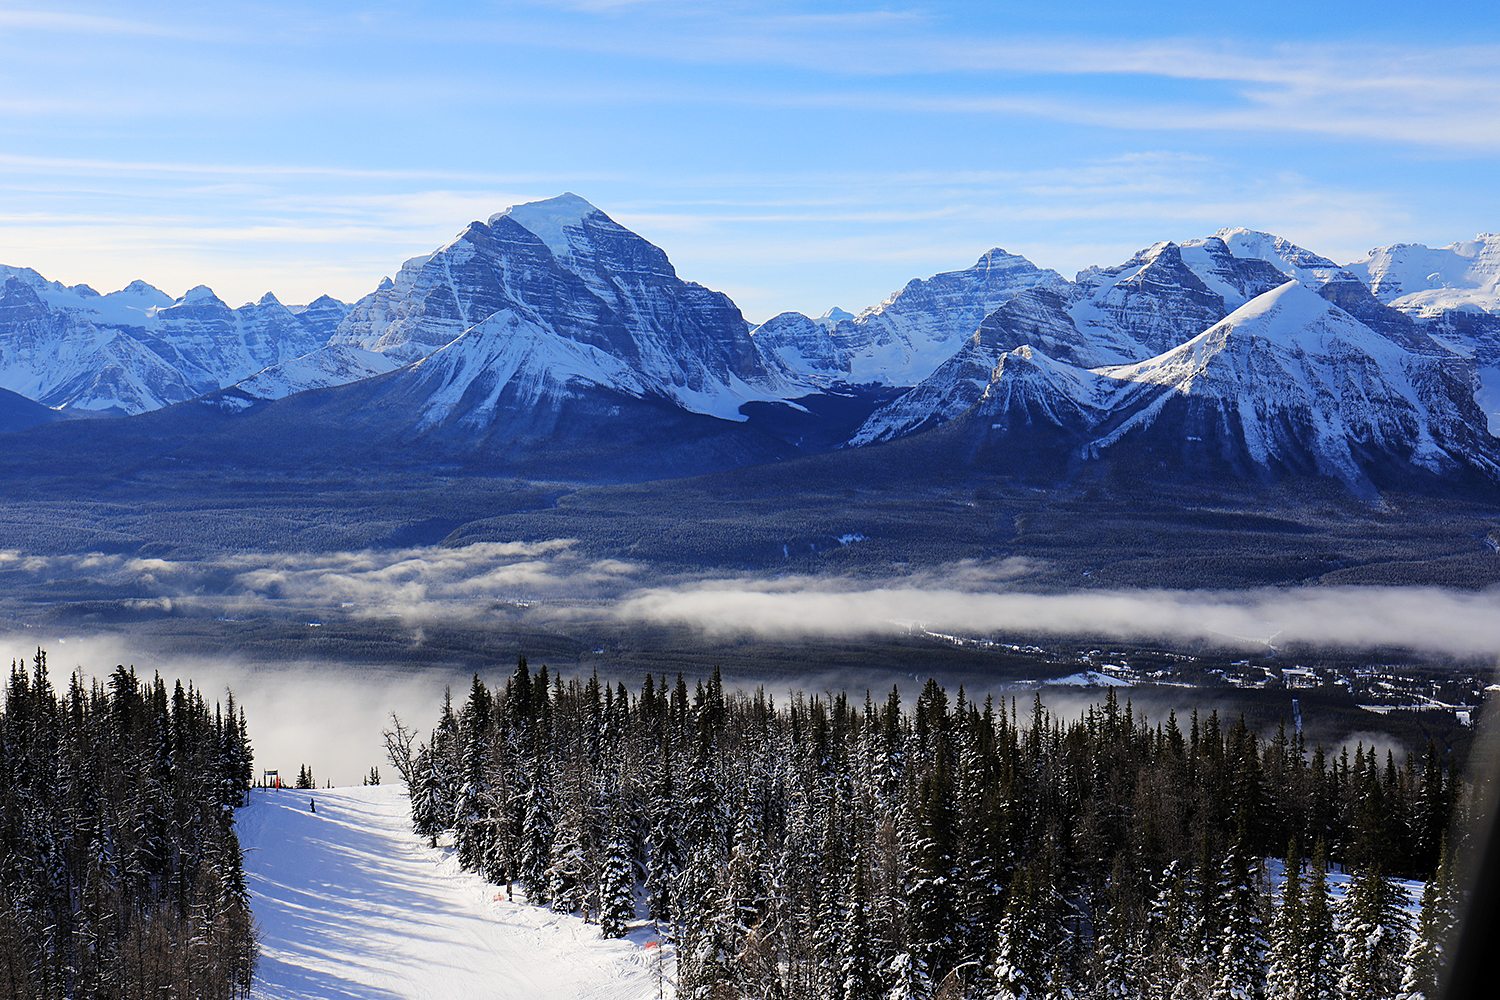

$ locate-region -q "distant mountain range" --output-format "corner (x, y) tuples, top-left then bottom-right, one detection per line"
(1, 195), (1497, 491)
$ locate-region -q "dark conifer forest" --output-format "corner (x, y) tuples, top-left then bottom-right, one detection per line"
(391, 658), (1472, 1000)
(0, 652), (256, 1000)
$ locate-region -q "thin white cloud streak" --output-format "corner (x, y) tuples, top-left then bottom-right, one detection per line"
(0, 152), (598, 184)
(613, 580), (1500, 660)
(0, 8), (189, 38)
(426, 8), (1500, 149)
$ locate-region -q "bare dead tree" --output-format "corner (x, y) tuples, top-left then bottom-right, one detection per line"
(383, 712), (420, 791)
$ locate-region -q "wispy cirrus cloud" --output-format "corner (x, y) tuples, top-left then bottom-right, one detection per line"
(0, 8), (191, 38)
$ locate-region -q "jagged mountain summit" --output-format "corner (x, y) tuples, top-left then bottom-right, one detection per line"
(752, 249), (1069, 387)
(942, 280), (1498, 492)
(324, 193), (795, 423)
(0, 200), (1496, 493)
(0, 265), (349, 413)
(851, 228), (1474, 450)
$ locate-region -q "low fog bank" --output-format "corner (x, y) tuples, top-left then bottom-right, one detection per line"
(6, 541), (1499, 661)
(615, 578), (1500, 660)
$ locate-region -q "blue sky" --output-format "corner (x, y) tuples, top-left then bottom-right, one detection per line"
(1, 1), (1497, 321)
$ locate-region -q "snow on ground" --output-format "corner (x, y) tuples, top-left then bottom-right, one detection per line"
(1262, 856), (1425, 916)
(236, 785), (670, 1000)
(1044, 671), (1135, 687)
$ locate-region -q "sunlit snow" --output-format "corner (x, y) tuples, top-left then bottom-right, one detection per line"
(238, 784), (666, 1000)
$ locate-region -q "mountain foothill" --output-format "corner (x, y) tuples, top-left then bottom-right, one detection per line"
(2, 193), (1499, 496)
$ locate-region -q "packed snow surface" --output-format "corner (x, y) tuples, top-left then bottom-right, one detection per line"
(237, 785), (664, 1000)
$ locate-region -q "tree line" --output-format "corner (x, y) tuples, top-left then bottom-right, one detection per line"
(0, 652), (256, 1000)
(388, 658), (1473, 1000)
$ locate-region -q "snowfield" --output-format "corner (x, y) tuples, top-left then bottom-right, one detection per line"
(237, 785), (669, 1000)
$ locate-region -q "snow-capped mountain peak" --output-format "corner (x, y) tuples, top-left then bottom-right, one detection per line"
(179, 284), (223, 305)
(490, 193), (606, 268)
(1346, 234), (1500, 318)
(1215, 227), (1343, 284)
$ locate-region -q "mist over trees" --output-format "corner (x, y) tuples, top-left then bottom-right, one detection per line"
(0, 652), (256, 1000)
(393, 658), (1470, 1000)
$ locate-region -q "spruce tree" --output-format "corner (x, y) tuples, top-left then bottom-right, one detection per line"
(1143, 862), (1190, 1000)
(410, 747), (445, 847)
(1337, 859), (1410, 1000)
(1399, 835), (1457, 1000)
(1298, 842), (1338, 1000)
(1207, 835), (1265, 1000)
(1090, 859), (1140, 1000)
(519, 767), (554, 905)
(598, 825), (635, 938)
(992, 864), (1049, 1000)
(646, 761), (682, 928)
(1264, 840), (1302, 1000)
(883, 951), (929, 1000)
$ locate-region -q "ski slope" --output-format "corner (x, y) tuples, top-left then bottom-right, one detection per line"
(236, 785), (669, 1000)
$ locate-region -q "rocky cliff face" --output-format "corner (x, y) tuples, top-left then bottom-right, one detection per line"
(328, 193), (791, 422)
(758, 249), (1070, 388)
(957, 281), (1498, 491)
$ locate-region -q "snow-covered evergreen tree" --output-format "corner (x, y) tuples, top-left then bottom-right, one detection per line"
(519, 767), (554, 905)
(454, 674), (494, 872)
(1207, 837), (1265, 1000)
(646, 760), (682, 928)
(883, 951), (929, 1000)
(993, 864), (1050, 1000)
(1090, 861), (1140, 1000)
(1264, 841), (1302, 1000)
(547, 807), (588, 914)
(597, 825), (635, 938)
(1298, 843), (1339, 1000)
(1337, 860), (1411, 1000)
(1399, 835), (1457, 1000)
(410, 746), (445, 847)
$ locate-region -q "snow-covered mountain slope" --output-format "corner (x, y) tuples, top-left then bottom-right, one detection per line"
(231, 344), (401, 401)
(1346, 235), (1500, 318)
(853, 237), (1295, 445)
(1214, 227), (1437, 351)
(0, 266), (349, 413)
(237, 785), (662, 1000)
(397, 308), (659, 433)
(960, 280), (1499, 489)
(751, 310), (849, 381)
(1069, 241), (1240, 362)
(778, 249), (1069, 387)
(1341, 236), (1500, 435)
(330, 193), (790, 422)
(850, 287), (1093, 445)
(854, 226), (1485, 450)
